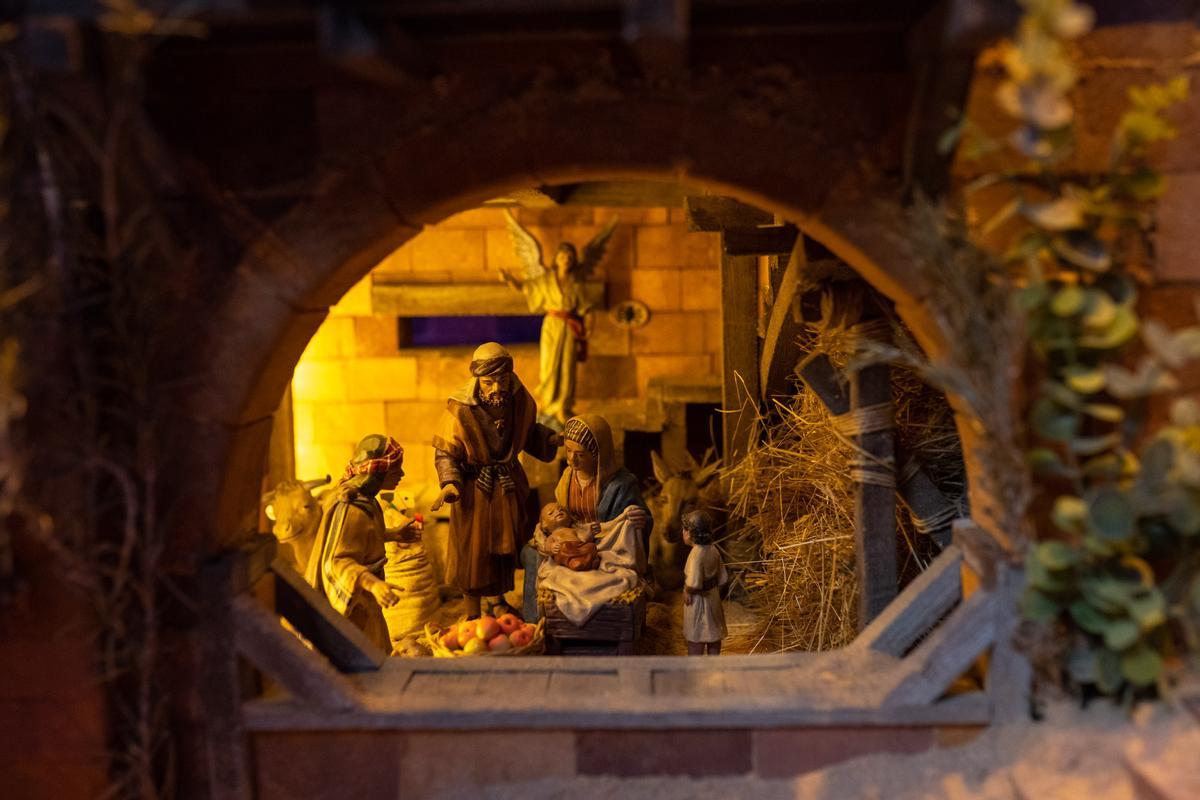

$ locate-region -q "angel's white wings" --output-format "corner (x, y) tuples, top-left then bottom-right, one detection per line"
(503, 209), (619, 284)
(503, 209), (547, 282)
(576, 215), (618, 281)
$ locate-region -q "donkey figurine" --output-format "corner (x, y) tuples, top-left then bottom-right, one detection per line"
(263, 475), (331, 575)
(648, 449), (724, 592)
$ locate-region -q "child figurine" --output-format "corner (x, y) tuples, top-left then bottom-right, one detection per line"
(681, 509), (727, 656)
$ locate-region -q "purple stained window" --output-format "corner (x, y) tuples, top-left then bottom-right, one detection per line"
(403, 315), (543, 347)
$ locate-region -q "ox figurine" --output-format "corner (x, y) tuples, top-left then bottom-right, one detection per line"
(648, 449), (724, 592)
(263, 475), (331, 574)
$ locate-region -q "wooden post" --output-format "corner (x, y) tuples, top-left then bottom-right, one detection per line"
(197, 556), (253, 800)
(851, 334), (898, 627)
(719, 246), (759, 464)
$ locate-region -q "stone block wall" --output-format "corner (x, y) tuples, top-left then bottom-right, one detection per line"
(290, 205), (722, 495)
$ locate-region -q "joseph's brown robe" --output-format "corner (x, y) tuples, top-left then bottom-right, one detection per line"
(432, 379), (558, 596)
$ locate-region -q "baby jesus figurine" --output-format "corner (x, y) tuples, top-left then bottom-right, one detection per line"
(537, 502), (601, 572)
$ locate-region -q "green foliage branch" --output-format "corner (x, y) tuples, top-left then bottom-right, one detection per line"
(958, 0), (1200, 699)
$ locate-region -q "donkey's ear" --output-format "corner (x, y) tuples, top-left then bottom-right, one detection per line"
(651, 451), (672, 485)
(681, 449), (701, 474)
(694, 461), (721, 488)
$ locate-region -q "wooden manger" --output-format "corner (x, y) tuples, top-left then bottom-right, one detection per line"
(539, 589), (648, 656)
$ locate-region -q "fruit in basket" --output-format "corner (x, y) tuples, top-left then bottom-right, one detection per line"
(476, 615), (501, 641)
(441, 630), (461, 651)
(463, 637), (488, 655)
(509, 627), (533, 647)
(497, 613), (521, 634)
(457, 621), (477, 642)
(488, 634), (512, 653)
(520, 622), (536, 637)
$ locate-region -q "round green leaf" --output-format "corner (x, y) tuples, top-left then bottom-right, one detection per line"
(1028, 447), (1072, 477)
(1053, 231), (1111, 272)
(1032, 398), (1080, 441)
(1119, 644), (1163, 687)
(1053, 495), (1088, 533)
(1081, 577), (1133, 613)
(1069, 600), (1110, 634)
(1128, 592), (1166, 631)
(1063, 366), (1107, 394)
(1083, 403), (1125, 423)
(1103, 618), (1140, 650)
(1079, 305), (1139, 350)
(1051, 284), (1087, 316)
(1022, 589), (1062, 623)
(1035, 540), (1080, 571)
(1088, 488), (1135, 541)
(1027, 555), (1071, 593)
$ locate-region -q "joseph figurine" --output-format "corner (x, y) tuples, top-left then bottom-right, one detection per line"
(431, 342), (563, 619)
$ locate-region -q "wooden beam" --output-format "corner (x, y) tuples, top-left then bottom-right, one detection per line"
(802, 353), (962, 552)
(759, 234), (805, 401)
(904, 0), (1015, 196)
(232, 594), (360, 711)
(796, 353), (851, 415)
(555, 180), (687, 207)
(986, 563), (1033, 723)
(197, 556), (253, 800)
(896, 448), (959, 549)
(722, 224), (799, 256)
(685, 196), (773, 232)
(882, 588), (997, 706)
(719, 248), (759, 463)
(372, 279), (604, 317)
(623, 0), (690, 77)
(271, 559), (388, 672)
(853, 544), (963, 658)
(852, 346), (899, 627)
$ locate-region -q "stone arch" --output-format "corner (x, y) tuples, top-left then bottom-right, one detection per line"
(192, 91), (966, 558)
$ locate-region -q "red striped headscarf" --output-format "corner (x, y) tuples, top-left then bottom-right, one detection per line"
(343, 434), (405, 480)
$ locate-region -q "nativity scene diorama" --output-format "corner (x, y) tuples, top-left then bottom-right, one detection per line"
(266, 189), (969, 663)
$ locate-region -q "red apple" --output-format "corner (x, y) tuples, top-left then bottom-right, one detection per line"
(441, 631), (461, 651)
(497, 613), (521, 635)
(457, 622), (477, 642)
(488, 634), (512, 652)
(476, 615), (501, 641)
(520, 622), (536, 637)
(509, 628), (533, 648)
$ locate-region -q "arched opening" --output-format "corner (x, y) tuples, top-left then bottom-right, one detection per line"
(264, 178), (967, 658)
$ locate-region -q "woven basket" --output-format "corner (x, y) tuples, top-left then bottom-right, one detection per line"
(422, 618), (546, 658)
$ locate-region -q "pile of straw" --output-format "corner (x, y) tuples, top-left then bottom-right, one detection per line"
(723, 324), (964, 654)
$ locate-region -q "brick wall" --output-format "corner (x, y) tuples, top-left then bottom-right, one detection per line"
(290, 205), (722, 495)
(250, 724), (980, 799)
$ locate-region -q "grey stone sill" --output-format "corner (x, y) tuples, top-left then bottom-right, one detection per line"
(242, 649), (991, 731)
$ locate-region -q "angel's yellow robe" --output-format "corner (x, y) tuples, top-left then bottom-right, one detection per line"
(521, 272), (595, 426)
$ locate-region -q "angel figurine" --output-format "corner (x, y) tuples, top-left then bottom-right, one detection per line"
(500, 209), (618, 428)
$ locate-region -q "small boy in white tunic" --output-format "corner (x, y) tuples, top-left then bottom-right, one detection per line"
(681, 509), (727, 656)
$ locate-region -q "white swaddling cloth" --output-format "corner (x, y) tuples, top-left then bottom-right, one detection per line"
(537, 508), (644, 626)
